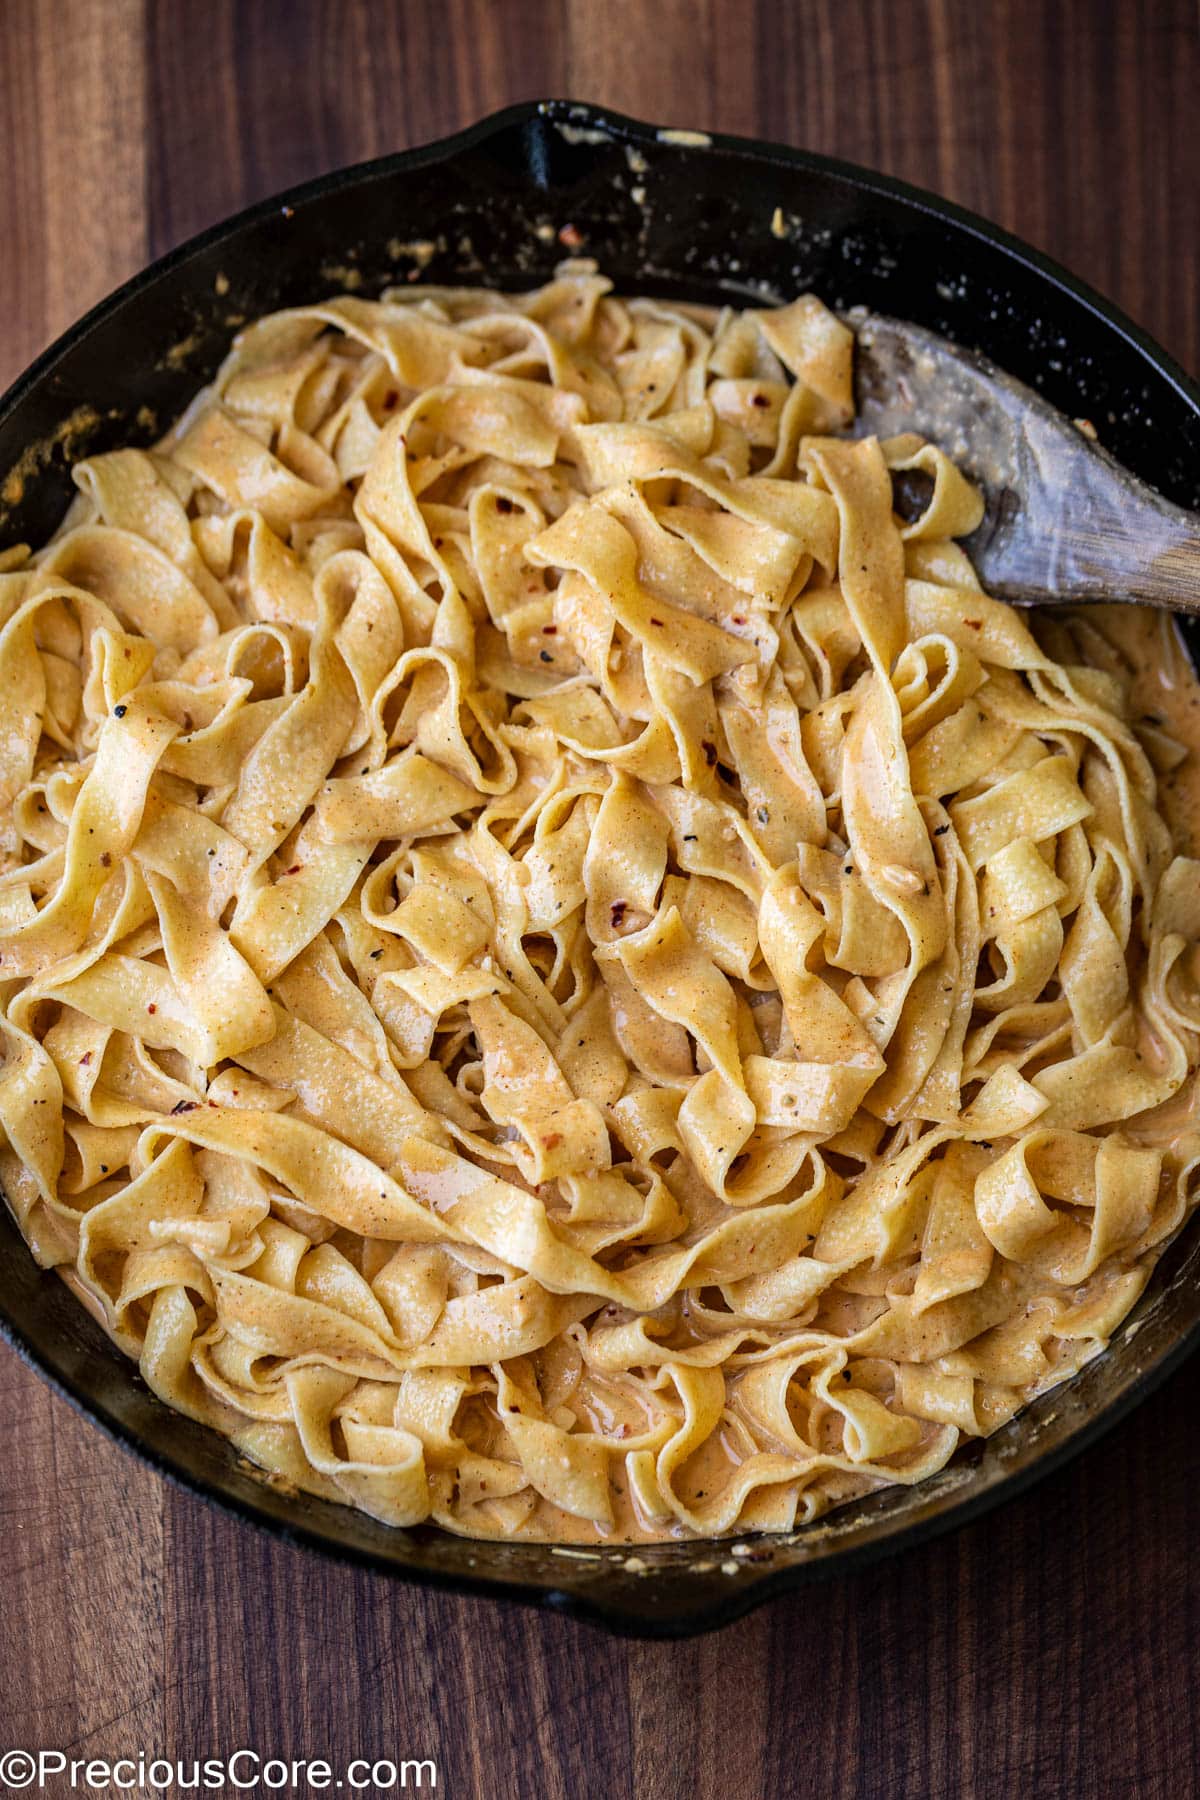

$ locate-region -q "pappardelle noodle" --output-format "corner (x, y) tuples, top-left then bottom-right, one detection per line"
(1, 273), (1197, 1544)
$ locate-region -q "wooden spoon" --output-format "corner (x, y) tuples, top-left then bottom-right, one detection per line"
(851, 311), (1200, 613)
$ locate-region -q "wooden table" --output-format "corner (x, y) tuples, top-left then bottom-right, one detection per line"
(1, 3), (1197, 1794)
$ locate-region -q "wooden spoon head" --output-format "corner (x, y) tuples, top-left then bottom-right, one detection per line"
(849, 310), (1197, 611)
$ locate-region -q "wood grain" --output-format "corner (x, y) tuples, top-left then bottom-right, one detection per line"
(1, 3), (1198, 1795)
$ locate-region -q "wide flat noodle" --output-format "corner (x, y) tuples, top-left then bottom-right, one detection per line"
(1, 275), (1197, 1546)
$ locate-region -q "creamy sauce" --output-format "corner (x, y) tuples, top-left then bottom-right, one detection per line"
(1111, 606), (1200, 852)
(42, 583), (1200, 1549)
(13, 276), (1197, 1552)
(467, 604), (1200, 1546)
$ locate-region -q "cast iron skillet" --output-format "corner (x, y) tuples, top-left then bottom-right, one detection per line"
(1, 99), (1198, 1639)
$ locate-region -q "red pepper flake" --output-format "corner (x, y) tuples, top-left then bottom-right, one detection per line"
(79, 1052), (93, 1067)
(542, 1131), (563, 1150)
(731, 614), (746, 625)
(964, 618), (983, 629)
(100, 851), (112, 868)
(286, 864), (301, 875)
(557, 223), (585, 250)
(649, 616), (664, 627)
(542, 625), (557, 635)
(610, 900), (628, 928)
(147, 1003), (157, 1015)
(170, 1099), (199, 1115)
(751, 393), (770, 409)
(701, 740), (718, 767)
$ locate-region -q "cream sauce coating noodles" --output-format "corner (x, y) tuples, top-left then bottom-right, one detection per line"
(0, 274), (1197, 1543)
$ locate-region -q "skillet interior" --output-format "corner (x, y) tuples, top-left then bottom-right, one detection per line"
(1, 98), (1198, 1637)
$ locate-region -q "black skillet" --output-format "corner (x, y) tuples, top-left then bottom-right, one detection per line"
(1, 99), (1198, 1639)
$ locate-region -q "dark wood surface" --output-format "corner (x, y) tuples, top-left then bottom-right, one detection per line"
(1, 3), (1198, 1795)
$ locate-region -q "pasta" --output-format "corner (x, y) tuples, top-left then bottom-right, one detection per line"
(0, 270), (1197, 1544)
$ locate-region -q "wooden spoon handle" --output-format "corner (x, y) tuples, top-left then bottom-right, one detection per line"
(971, 413), (1200, 614)
(1011, 508), (1200, 613)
